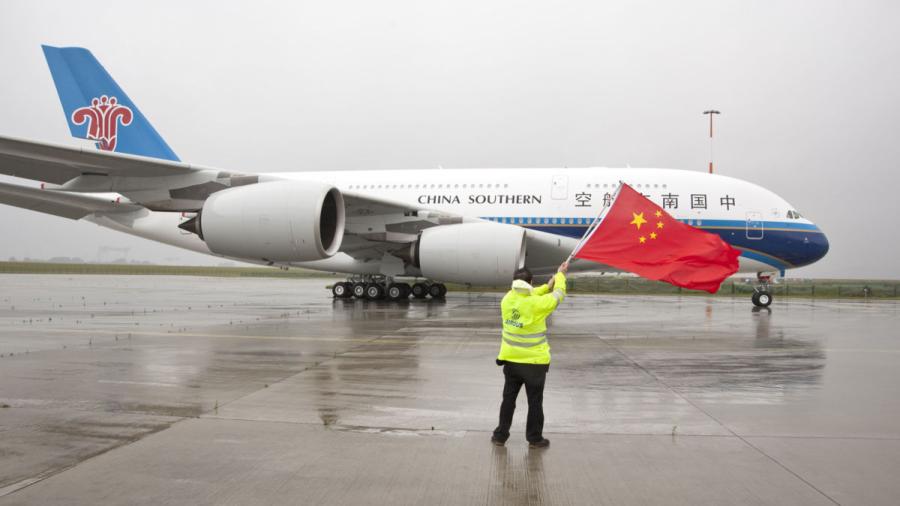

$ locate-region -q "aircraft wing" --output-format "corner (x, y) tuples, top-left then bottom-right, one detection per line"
(0, 135), (257, 211)
(0, 135), (198, 184)
(0, 180), (141, 219)
(0, 134), (454, 232)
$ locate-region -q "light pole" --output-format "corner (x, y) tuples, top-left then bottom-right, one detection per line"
(703, 109), (720, 173)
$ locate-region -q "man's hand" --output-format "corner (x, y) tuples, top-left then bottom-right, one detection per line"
(558, 261), (569, 274)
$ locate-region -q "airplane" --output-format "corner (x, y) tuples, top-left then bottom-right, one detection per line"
(0, 46), (829, 307)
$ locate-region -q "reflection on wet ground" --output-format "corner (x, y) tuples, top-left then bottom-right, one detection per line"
(0, 275), (898, 505)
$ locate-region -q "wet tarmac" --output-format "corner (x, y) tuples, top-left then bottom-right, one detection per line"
(0, 275), (898, 505)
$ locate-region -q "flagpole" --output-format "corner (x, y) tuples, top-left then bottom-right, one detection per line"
(565, 182), (627, 264)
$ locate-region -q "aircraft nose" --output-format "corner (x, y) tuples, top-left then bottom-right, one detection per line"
(799, 225), (829, 266)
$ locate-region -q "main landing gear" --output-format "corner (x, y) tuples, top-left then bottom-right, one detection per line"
(331, 276), (447, 301)
(751, 273), (774, 308)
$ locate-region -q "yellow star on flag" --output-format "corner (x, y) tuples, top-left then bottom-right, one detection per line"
(654, 210), (662, 218)
(630, 212), (648, 230)
(639, 236), (646, 244)
(650, 232), (657, 240)
(656, 221), (664, 229)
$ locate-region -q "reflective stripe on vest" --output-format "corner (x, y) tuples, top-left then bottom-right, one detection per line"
(502, 330), (547, 348)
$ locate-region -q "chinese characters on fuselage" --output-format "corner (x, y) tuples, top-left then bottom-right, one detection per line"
(414, 192), (737, 209)
(567, 192), (736, 210)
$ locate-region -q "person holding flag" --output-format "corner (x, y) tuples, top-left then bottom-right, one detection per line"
(491, 261), (569, 449)
(491, 183), (739, 448)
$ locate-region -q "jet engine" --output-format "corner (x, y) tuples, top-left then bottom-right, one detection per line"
(179, 181), (345, 262)
(413, 222), (526, 285)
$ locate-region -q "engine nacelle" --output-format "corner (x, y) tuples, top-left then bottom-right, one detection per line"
(414, 222), (526, 285)
(189, 181), (345, 262)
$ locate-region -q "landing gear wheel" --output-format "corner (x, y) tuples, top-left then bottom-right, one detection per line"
(429, 283), (447, 299)
(411, 283), (429, 299)
(365, 283), (385, 300)
(386, 283), (408, 301)
(332, 282), (352, 298)
(752, 291), (773, 307)
(352, 282), (368, 299)
(752, 273), (775, 308)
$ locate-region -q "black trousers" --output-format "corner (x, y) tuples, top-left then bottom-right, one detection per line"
(493, 362), (549, 443)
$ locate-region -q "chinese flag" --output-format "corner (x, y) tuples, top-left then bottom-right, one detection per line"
(573, 184), (741, 293)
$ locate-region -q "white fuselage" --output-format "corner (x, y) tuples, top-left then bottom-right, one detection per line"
(90, 167), (828, 277)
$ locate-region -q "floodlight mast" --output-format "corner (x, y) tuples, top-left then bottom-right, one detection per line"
(703, 109), (720, 174)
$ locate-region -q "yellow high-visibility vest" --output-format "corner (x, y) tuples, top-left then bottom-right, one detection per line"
(497, 272), (567, 365)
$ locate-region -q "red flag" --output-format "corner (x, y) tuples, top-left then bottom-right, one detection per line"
(573, 183), (741, 293)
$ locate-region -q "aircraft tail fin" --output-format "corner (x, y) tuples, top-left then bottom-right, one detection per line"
(41, 45), (179, 161)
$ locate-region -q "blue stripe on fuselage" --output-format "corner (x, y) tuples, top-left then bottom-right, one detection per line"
(482, 217), (828, 271)
(682, 219), (821, 232)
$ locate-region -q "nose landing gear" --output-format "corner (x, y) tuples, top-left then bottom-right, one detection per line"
(752, 274), (774, 307)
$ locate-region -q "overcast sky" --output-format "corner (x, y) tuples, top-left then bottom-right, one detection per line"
(1, 0), (898, 278)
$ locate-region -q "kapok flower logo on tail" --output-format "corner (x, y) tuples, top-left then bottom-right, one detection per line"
(71, 95), (133, 151)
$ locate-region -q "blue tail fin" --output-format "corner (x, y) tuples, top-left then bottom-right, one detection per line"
(41, 45), (179, 161)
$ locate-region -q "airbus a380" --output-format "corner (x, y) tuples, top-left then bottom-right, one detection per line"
(0, 46), (829, 307)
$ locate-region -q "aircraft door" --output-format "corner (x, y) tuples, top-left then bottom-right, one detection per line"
(551, 175), (568, 200)
(746, 211), (764, 240)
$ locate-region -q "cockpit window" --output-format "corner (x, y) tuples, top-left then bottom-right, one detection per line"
(787, 210), (802, 219)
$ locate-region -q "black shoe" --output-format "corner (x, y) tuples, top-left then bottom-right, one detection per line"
(528, 438), (550, 449)
(491, 437), (506, 447)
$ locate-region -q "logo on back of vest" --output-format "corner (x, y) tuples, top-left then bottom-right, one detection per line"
(511, 309), (521, 320)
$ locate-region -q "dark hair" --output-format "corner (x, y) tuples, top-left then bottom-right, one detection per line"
(513, 267), (533, 284)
